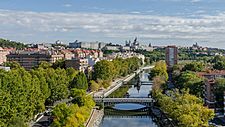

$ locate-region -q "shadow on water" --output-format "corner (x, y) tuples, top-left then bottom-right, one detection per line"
(101, 103), (159, 127)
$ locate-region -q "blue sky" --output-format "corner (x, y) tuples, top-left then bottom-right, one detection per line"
(1, 0), (225, 48)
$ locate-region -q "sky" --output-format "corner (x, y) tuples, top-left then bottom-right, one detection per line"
(1, 0), (225, 48)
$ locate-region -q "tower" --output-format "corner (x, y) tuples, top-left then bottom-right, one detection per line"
(165, 45), (178, 68)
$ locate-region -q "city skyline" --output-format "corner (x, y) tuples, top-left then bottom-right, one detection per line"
(1, 0), (225, 48)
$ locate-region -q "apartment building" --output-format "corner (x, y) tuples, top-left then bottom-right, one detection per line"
(7, 50), (64, 70)
(65, 58), (89, 72)
(197, 70), (225, 108)
(165, 46), (178, 68)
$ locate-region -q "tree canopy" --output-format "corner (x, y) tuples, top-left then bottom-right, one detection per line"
(176, 71), (204, 97)
(182, 62), (205, 72)
(150, 61), (168, 80)
(156, 90), (214, 127)
(93, 57), (141, 81)
(0, 61), (91, 126)
(0, 38), (27, 49)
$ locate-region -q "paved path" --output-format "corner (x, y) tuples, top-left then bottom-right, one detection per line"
(86, 109), (104, 127)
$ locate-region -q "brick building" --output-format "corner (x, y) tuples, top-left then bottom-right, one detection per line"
(197, 70), (225, 108)
(165, 46), (178, 68)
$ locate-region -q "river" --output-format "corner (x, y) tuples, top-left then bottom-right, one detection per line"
(100, 71), (159, 127)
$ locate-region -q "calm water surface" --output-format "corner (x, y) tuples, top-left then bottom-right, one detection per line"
(100, 72), (158, 127)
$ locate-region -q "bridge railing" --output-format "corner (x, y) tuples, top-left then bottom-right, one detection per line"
(94, 97), (153, 103)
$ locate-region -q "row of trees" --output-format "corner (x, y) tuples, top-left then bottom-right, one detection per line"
(51, 95), (95, 127)
(150, 61), (168, 98)
(150, 61), (168, 81)
(156, 90), (214, 127)
(0, 56), (141, 126)
(0, 62), (93, 126)
(93, 57), (142, 81)
(151, 61), (214, 126)
(50, 57), (142, 126)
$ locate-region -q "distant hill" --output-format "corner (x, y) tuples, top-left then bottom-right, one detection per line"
(0, 38), (27, 49)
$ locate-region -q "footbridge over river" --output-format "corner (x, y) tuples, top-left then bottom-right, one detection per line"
(94, 97), (153, 107)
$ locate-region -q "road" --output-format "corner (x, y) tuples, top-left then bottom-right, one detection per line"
(32, 114), (52, 127)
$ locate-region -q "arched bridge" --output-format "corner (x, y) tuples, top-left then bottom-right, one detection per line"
(94, 97), (153, 107)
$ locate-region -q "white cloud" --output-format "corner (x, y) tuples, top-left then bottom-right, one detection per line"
(0, 9), (225, 45)
(63, 4), (72, 7)
(191, 0), (201, 3)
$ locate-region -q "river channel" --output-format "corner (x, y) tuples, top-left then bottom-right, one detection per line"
(100, 71), (159, 127)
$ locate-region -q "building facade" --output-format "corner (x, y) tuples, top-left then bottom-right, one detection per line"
(0, 47), (9, 65)
(65, 58), (89, 72)
(7, 51), (64, 70)
(165, 46), (178, 68)
(69, 40), (106, 50)
(197, 71), (225, 109)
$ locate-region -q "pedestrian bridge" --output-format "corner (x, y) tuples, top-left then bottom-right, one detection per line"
(140, 81), (153, 85)
(94, 97), (153, 107)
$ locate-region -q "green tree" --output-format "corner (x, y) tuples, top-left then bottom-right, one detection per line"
(89, 80), (99, 92)
(213, 61), (225, 70)
(3, 61), (21, 69)
(177, 71), (204, 97)
(52, 59), (66, 69)
(211, 56), (225, 70)
(0, 38), (27, 49)
(93, 60), (116, 80)
(38, 61), (52, 69)
(182, 62), (205, 72)
(150, 61), (168, 80)
(45, 68), (69, 105)
(71, 72), (88, 90)
(214, 78), (225, 108)
(156, 90), (214, 127)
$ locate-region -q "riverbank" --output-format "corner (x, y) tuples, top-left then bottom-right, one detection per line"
(85, 107), (104, 127)
(93, 66), (154, 98)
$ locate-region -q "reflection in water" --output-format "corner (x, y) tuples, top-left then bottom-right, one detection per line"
(108, 72), (152, 98)
(101, 71), (158, 127)
(114, 103), (146, 110)
(101, 103), (158, 127)
(101, 117), (157, 127)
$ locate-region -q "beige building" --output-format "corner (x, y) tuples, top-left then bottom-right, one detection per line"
(65, 58), (89, 72)
(0, 47), (9, 65)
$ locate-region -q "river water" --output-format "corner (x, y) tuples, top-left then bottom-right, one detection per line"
(100, 71), (158, 127)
